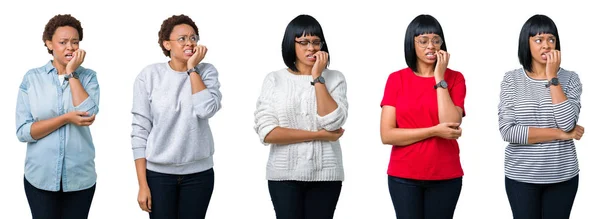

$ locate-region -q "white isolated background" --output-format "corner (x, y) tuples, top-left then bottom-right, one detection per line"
(0, 0), (598, 218)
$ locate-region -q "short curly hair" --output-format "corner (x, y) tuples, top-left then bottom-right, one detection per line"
(158, 14), (199, 57)
(42, 14), (83, 54)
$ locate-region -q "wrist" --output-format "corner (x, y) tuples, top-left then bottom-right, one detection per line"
(313, 130), (324, 141)
(428, 126), (439, 138)
(556, 128), (569, 140)
(60, 113), (70, 125)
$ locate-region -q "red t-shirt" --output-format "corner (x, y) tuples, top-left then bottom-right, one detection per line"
(380, 67), (466, 180)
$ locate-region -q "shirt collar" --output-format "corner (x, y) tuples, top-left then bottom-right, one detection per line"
(43, 60), (56, 74)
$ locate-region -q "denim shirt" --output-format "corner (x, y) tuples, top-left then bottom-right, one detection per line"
(15, 61), (99, 192)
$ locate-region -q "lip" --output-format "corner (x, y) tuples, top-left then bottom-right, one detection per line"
(541, 51), (550, 60)
(425, 51), (437, 60)
(65, 53), (73, 61)
(306, 54), (316, 62)
(184, 49), (194, 56)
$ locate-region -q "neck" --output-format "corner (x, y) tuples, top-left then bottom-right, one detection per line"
(292, 62), (312, 75)
(52, 59), (67, 75)
(169, 59), (187, 72)
(528, 61), (546, 79)
(414, 61), (434, 77)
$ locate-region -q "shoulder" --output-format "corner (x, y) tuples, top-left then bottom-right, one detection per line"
(322, 68), (346, 82)
(558, 68), (579, 78)
(76, 66), (97, 78)
(197, 62), (218, 74)
(445, 68), (463, 79)
(262, 69), (286, 85)
(502, 68), (522, 81)
(136, 62), (165, 80)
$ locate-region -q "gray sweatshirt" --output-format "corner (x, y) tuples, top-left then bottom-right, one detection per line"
(131, 62), (222, 174)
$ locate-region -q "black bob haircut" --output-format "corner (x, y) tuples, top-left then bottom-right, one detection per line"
(518, 14), (560, 72)
(282, 14), (330, 72)
(404, 14), (447, 73)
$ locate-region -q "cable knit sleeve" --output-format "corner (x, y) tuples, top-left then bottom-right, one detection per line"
(316, 70), (348, 131)
(254, 73), (279, 145)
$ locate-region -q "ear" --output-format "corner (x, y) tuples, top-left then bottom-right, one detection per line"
(45, 40), (53, 51)
(163, 41), (171, 51)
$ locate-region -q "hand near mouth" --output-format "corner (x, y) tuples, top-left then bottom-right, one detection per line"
(187, 45), (208, 70)
(434, 50), (450, 80)
(311, 51), (328, 78)
(66, 49), (86, 74)
(545, 50), (561, 79)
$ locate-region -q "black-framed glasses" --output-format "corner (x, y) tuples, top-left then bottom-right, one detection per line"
(170, 35), (200, 46)
(415, 37), (443, 48)
(295, 40), (324, 49)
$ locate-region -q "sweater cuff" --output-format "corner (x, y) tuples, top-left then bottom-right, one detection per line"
(133, 148), (146, 160)
(316, 106), (344, 131)
(259, 124), (277, 145)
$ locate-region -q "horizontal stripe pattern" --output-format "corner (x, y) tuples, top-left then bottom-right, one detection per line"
(498, 68), (582, 184)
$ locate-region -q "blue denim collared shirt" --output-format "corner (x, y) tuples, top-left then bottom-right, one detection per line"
(15, 61), (99, 192)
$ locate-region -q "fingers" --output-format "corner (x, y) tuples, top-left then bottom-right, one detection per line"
(148, 197), (152, 212)
(138, 196), (150, 212)
(74, 111), (89, 116)
(442, 122), (460, 128)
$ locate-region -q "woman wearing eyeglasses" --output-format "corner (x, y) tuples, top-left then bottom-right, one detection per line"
(16, 14), (99, 219)
(380, 14), (466, 219)
(499, 14), (583, 219)
(254, 14), (348, 219)
(131, 14), (222, 219)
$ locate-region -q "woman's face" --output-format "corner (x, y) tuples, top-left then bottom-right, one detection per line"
(414, 33), (443, 66)
(294, 34), (323, 69)
(529, 33), (556, 65)
(163, 24), (199, 63)
(45, 26), (80, 67)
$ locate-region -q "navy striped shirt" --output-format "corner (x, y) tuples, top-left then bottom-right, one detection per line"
(498, 68), (582, 184)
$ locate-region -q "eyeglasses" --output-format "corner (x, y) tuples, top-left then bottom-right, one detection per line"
(170, 35), (200, 45)
(415, 37), (443, 48)
(295, 40), (324, 49)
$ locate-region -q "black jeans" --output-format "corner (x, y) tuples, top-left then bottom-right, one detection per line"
(388, 176), (462, 219)
(268, 180), (342, 219)
(146, 168), (214, 219)
(505, 175), (578, 219)
(24, 177), (96, 219)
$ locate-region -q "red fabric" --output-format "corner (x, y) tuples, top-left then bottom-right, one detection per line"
(380, 68), (466, 180)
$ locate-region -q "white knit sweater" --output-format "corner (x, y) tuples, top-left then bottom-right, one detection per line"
(254, 68), (348, 181)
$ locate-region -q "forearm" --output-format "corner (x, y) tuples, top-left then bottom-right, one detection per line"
(314, 83), (338, 116)
(134, 158), (149, 188)
(190, 73), (207, 94)
(30, 114), (68, 140)
(68, 79), (89, 107)
(548, 85), (568, 104)
(381, 126), (436, 146)
(527, 127), (565, 144)
(436, 89), (462, 124)
(264, 127), (319, 145)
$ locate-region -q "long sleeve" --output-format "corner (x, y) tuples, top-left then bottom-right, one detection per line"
(73, 70), (100, 115)
(498, 73), (528, 144)
(254, 74), (279, 145)
(191, 64), (222, 119)
(131, 74), (152, 160)
(316, 71), (348, 131)
(552, 72), (582, 132)
(15, 75), (37, 143)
